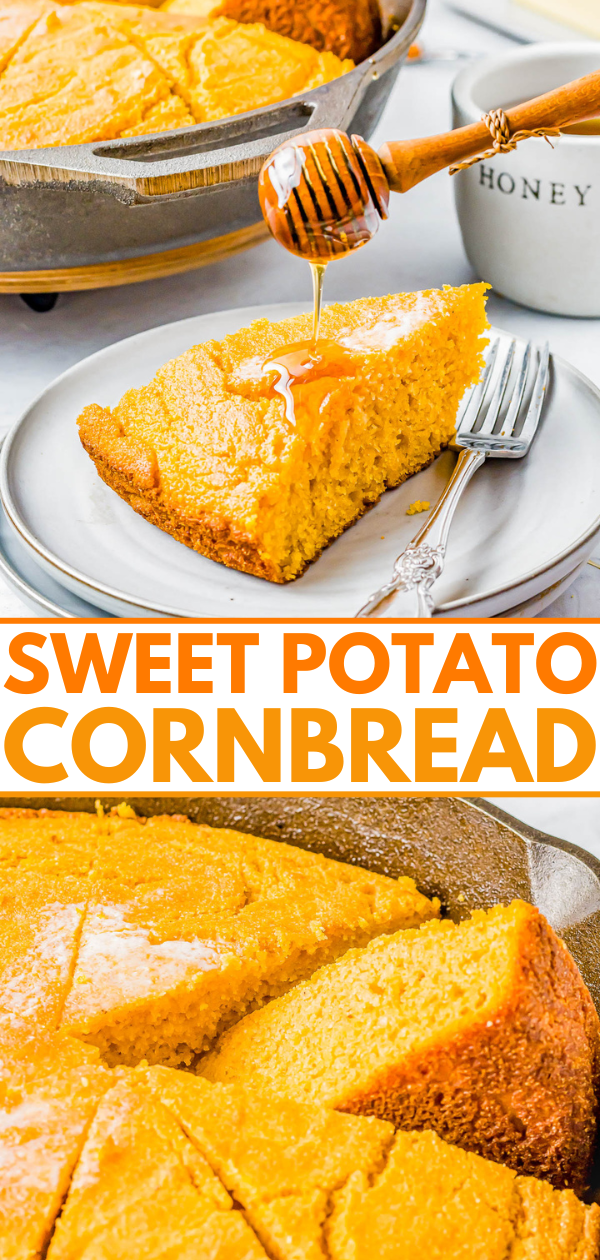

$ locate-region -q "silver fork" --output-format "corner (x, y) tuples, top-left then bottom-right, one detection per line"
(356, 335), (550, 618)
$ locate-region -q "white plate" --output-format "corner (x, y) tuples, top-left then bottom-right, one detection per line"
(2, 303), (600, 619)
(447, 0), (593, 43)
(0, 488), (584, 618)
(0, 435), (108, 617)
(0, 501), (112, 618)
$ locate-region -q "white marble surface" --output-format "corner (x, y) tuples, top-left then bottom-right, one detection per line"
(0, 0), (599, 615)
(486, 797), (600, 859)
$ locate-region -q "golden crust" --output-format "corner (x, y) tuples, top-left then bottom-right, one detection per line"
(342, 913), (600, 1192)
(212, 0), (381, 62)
(201, 902), (600, 1193)
(78, 287), (489, 583)
(79, 421), (448, 583)
(78, 429), (283, 582)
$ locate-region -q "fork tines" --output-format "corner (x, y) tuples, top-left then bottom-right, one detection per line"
(456, 336), (550, 458)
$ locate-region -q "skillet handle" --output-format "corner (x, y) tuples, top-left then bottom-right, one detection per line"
(0, 70), (367, 198)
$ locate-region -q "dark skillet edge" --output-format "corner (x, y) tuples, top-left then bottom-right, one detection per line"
(471, 795), (600, 886)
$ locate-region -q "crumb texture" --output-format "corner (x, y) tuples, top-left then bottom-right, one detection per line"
(201, 900), (600, 1192)
(0, 806), (437, 1071)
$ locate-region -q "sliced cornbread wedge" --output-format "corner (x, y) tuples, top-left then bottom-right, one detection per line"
(78, 286), (488, 582)
(0, 1036), (112, 1260)
(60, 811), (438, 1066)
(0, 870), (91, 1045)
(142, 1066), (394, 1257)
(46, 1076), (267, 1260)
(140, 1071), (600, 1259)
(201, 901), (600, 1191)
(327, 1129), (600, 1260)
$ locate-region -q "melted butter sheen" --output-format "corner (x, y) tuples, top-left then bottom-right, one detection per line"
(262, 340), (356, 425)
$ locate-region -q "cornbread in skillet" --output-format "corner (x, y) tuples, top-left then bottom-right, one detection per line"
(201, 900), (600, 1191)
(57, 809), (438, 1066)
(201, 0), (381, 61)
(0, 1036), (112, 1260)
(0, 806), (104, 877)
(141, 1066), (394, 1257)
(78, 286), (488, 582)
(46, 1076), (268, 1259)
(0, 1), (195, 151)
(327, 1129), (600, 1260)
(139, 1070), (600, 1259)
(0, 870), (90, 1045)
(0, 0), (352, 150)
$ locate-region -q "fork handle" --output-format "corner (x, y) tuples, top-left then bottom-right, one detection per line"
(356, 448), (485, 618)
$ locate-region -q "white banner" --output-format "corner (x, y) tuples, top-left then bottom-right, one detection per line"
(0, 620), (598, 794)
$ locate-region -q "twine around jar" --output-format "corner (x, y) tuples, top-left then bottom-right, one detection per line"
(449, 108), (561, 175)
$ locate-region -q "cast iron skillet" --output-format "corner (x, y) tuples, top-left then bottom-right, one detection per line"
(5, 792), (600, 1196)
(0, 0), (425, 272)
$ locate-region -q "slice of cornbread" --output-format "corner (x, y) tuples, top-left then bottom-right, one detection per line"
(201, 900), (600, 1191)
(139, 1071), (600, 1259)
(179, 16), (353, 120)
(0, 871), (90, 1045)
(60, 811), (438, 1067)
(142, 1067), (394, 1258)
(78, 286), (488, 582)
(0, 1036), (112, 1260)
(46, 1076), (268, 1259)
(327, 1129), (600, 1260)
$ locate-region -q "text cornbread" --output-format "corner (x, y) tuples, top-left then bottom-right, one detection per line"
(201, 900), (600, 1191)
(33, 808), (437, 1067)
(0, 0), (352, 150)
(78, 286), (489, 582)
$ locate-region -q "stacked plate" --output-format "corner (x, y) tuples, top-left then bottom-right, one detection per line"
(2, 304), (600, 619)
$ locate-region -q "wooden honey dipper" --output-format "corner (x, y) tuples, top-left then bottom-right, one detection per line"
(258, 68), (600, 259)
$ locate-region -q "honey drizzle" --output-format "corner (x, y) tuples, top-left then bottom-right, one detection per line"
(311, 260), (327, 342)
(262, 259), (330, 425)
